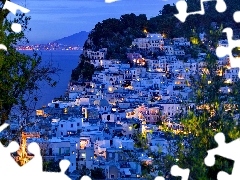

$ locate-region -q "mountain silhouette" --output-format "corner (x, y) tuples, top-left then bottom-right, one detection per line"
(52, 31), (89, 46)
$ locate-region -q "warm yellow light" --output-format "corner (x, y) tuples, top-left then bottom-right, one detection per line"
(108, 86), (114, 92)
(190, 37), (199, 45)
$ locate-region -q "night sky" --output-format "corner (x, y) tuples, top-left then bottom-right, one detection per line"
(12, 0), (177, 44)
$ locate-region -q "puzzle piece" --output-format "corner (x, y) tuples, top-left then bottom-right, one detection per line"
(81, 175), (92, 180)
(154, 165), (190, 180)
(2, 0), (30, 33)
(233, 11), (240, 23)
(19, 143), (74, 180)
(37, 160), (71, 180)
(215, 28), (240, 78)
(171, 165), (190, 180)
(0, 123), (22, 178)
(0, 140), (21, 178)
(204, 132), (240, 180)
(154, 176), (165, 180)
(2, 0), (30, 15)
(0, 1), (30, 51)
(19, 159), (71, 180)
(0, 123), (9, 132)
(105, 0), (120, 3)
(175, 0), (226, 22)
(20, 142), (43, 173)
(0, 123), (75, 180)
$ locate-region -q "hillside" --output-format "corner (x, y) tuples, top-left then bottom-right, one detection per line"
(84, 0), (240, 57)
(52, 31), (89, 46)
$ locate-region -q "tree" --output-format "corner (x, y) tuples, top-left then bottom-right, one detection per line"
(161, 4), (178, 16)
(0, 1), (59, 125)
(43, 159), (61, 172)
(90, 168), (106, 179)
(133, 130), (148, 150)
(71, 54), (94, 82)
(172, 50), (240, 179)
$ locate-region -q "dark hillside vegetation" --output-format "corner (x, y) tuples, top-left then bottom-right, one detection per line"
(72, 0), (240, 81)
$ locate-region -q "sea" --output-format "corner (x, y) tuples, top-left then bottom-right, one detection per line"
(18, 50), (82, 109)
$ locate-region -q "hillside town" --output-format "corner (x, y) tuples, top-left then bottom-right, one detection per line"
(3, 33), (239, 180)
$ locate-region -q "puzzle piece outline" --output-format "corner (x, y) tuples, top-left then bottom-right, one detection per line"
(174, 0), (227, 22)
(216, 28), (240, 78)
(204, 132), (240, 180)
(154, 165), (190, 180)
(1, 0), (30, 51)
(0, 123), (92, 180)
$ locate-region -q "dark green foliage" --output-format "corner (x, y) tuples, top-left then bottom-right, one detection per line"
(82, 0), (240, 60)
(72, 1), (240, 81)
(73, 1), (240, 179)
(71, 54), (94, 81)
(90, 168), (106, 179)
(43, 160), (61, 172)
(174, 51), (240, 179)
(0, 2), (59, 125)
(86, 13), (148, 59)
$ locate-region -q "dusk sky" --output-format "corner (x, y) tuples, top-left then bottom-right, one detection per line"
(12, 0), (177, 44)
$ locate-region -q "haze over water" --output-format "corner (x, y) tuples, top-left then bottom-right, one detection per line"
(19, 50), (81, 109)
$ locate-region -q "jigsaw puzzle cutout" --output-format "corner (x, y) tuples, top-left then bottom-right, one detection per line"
(233, 11), (240, 23)
(1, 1), (240, 180)
(0, 0), (30, 51)
(81, 175), (92, 180)
(175, 0), (226, 22)
(171, 165), (190, 180)
(154, 165), (190, 180)
(105, 0), (120, 3)
(204, 132), (240, 180)
(215, 28), (240, 77)
(175, 0), (240, 75)
(0, 123), (92, 180)
(154, 176), (165, 180)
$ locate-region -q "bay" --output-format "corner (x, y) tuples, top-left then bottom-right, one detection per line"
(18, 50), (82, 109)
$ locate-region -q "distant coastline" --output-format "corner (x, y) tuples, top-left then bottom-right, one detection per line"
(16, 31), (88, 51)
(16, 44), (83, 51)
(17, 49), (83, 51)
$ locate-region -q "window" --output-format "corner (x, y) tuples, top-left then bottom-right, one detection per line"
(111, 175), (114, 179)
(107, 115), (110, 121)
(61, 132), (63, 136)
(61, 124), (63, 128)
(71, 124), (73, 128)
(109, 153), (112, 158)
(77, 123), (79, 126)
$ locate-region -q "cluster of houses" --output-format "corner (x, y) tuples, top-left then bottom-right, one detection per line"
(4, 33), (239, 179)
